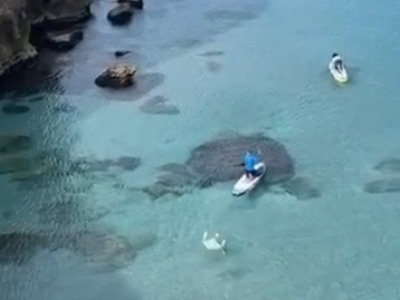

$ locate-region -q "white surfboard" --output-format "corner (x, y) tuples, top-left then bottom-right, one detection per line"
(231, 162), (266, 196)
(329, 61), (348, 83)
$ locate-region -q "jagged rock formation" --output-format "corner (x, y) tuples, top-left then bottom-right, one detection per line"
(0, 0), (92, 77)
(0, 1), (37, 77)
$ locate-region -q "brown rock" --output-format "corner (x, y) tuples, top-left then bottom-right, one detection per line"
(94, 64), (137, 89)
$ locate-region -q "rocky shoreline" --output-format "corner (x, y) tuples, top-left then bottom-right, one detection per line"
(0, 0), (141, 76)
(0, 0), (93, 76)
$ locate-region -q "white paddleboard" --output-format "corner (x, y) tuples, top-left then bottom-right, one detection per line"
(329, 61), (348, 83)
(231, 162), (266, 196)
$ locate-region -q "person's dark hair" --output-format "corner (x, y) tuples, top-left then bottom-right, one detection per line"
(332, 53), (338, 58)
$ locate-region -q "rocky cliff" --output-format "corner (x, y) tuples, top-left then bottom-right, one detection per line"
(0, 0), (92, 77)
(0, 1), (36, 77)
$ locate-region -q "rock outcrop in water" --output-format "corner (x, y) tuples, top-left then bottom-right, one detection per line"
(107, 3), (134, 25)
(186, 135), (295, 183)
(106, 0), (144, 26)
(138, 134), (295, 200)
(0, 1), (37, 77)
(0, 229), (156, 270)
(95, 64), (137, 89)
(0, 0), (92, 76)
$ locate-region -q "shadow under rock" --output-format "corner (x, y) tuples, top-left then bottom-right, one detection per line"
(1, 242), (145, 300)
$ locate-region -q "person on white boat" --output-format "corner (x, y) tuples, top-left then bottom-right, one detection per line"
(331, 53), (344, 71)
(240, 151), (261, 179)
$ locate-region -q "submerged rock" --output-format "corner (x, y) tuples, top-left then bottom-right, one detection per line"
(373, 158), (400, 174)
(281, 177), (320, 200)
(61, 230), (156, 271)
(73, 157), (114, 172)
(68, 232), (138, 269)
(113, 156), (141, 171)
(140, 183), (186, 200)
(107, 4), (134, 25)
(156, 173), (193, 187)
(0, 232), (48, 265)
(0, 155), (33, 175)
(157, 163), (191, 176)
(206, 61), (223, 73)
(364, 178), (400, 194)
(2, 104), (30, 115)
(114, 50), (130, 57)
(199, 50), (225, 57)
(95, 64), (137, 89)
(186, 135), (295, 183)
(140, 96), (180, 115)
(0, 135), (32, 154)
(0, 228), (155, 270)
(72, 156), (141, 172)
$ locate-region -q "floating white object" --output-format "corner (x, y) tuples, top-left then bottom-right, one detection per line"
(202, 231), (226, 253)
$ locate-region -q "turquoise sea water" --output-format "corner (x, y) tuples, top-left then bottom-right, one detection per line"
(2, 0), (400, 299)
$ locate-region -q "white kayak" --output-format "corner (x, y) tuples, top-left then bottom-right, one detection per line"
(329, 62), (348, 83)
(231, 162), (266, 196)
(202, 231), (226, 253)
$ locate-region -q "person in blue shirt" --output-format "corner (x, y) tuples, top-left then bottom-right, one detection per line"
(241, 151), (261, 179)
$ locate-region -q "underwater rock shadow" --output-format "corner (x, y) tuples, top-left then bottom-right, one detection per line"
(363, 178), (400, 194)
(0, 232), (48, 265)
(137, 134), (296, 200)
(139, 95), (180, 115)
(373, 158), (400, 174)
(1, 232), (146, 300)
(0, 227), (157, 272)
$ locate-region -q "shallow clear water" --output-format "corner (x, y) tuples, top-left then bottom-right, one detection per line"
(2, 0), (400, 299)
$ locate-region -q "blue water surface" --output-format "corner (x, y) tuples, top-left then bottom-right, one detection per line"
(1, 0), (400, 299)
